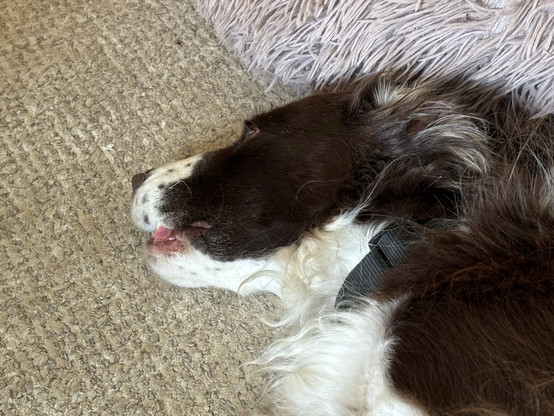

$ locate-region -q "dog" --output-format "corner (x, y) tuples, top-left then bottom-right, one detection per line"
(131, 76), (554, 416)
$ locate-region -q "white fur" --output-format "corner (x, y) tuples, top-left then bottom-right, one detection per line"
(372, 80), (415, 108)
(255, 299), (425, 416)
(274, 214), (384, 326)
(146, 247), (281, 294)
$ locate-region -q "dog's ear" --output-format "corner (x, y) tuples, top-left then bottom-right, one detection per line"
(405, 110), (489, 181)
(344, 97), (491, 221)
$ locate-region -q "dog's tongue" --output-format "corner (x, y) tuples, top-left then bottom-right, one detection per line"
(151, 226), (176, 241)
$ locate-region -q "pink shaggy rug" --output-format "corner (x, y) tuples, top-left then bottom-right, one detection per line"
(197, 0), (553, 116)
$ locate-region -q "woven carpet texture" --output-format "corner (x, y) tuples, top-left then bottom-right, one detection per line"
(0, 0), (294, 414)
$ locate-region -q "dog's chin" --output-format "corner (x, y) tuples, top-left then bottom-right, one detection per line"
(143, 242), (282, 295)
(138, 223), (280, 293)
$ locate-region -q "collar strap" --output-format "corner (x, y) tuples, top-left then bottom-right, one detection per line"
(336, 223), (423, 309)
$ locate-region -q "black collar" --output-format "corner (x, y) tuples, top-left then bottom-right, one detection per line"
(336, 223), (423, 309)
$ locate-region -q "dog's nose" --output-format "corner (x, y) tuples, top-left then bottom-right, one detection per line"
(131, 171), (149, 193)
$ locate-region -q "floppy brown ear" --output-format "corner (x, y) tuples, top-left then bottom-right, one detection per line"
(344, 101), (491, 221)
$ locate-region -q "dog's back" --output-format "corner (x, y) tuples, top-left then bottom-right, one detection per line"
(379, 110), (554, 415)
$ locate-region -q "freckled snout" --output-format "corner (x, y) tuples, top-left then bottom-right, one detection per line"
(130, 155), (205, 233)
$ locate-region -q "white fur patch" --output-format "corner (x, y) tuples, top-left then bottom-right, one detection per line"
(255, 299), (425, 416)
(275, 214), (384, 326)
(131, 154), (204, 232)
(146, 248), (281, 295)
(372, 80), (415, 108)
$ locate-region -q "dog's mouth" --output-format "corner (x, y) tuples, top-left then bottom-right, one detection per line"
(147, 221), (211, 255)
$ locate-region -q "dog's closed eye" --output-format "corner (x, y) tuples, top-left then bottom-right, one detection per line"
(235, 120), (259, 145)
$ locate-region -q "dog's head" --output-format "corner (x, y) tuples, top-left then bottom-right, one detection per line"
(131, 78), (489, 287)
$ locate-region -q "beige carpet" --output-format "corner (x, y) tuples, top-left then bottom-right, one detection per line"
(0, 0), (295, 414)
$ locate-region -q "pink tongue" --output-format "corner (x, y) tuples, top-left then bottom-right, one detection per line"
(151, 226), (176, 241)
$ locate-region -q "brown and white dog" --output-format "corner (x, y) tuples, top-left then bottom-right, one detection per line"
(131, 76), (554, 416)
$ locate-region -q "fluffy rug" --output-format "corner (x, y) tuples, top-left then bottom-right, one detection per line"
(198, 0), (554, 116)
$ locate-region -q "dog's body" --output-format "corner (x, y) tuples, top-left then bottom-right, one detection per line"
(131, 77), (554, 415)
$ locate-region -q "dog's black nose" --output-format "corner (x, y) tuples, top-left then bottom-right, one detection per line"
(131, 172), (149, 193)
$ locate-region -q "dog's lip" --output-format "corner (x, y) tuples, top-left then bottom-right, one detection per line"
(147, 222), (211, 255)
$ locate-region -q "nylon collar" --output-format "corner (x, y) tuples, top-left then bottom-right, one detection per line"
(336, 223), (423, 309)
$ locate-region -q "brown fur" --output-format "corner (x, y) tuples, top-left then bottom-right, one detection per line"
(378, 109), (554, 415)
